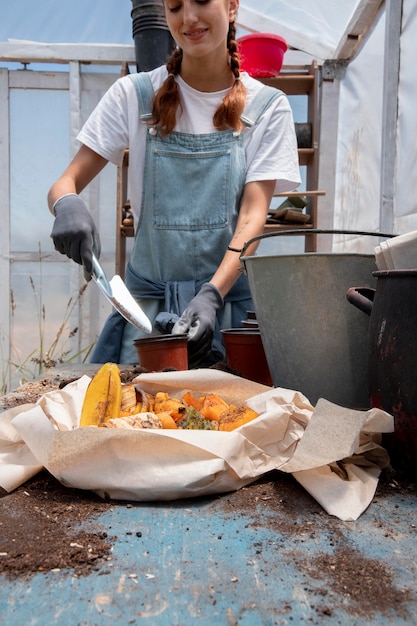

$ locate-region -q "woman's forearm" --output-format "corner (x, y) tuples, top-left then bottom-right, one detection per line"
(210, 179), (275, 297)
(47, 145), (109, 214)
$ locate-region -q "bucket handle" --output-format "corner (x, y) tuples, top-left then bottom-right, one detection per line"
(239, 229), (396, 259)
(346, 286), (375, 316)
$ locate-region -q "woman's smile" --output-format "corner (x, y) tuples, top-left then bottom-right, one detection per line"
(183, 27), (208, 41)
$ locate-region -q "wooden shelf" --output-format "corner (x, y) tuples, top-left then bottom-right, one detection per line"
(274, 190), (326, 198)
(259, 61), (320, 251)
(119, 224), (134, 238)
(298, 148), (315, 166)
(264, 223), (314, 232)
(260, 73), (315, 96)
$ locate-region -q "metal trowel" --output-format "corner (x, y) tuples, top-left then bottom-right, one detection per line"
(91, 254), (152, 334)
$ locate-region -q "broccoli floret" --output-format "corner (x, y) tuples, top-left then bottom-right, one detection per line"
(178, 406), (217, 430)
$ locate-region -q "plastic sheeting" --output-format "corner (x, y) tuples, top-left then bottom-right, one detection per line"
(394, 0), (417, 232)
(2, 1), (374, 57)
(1, 0), (132, 45)
(332, 0), (417, 248)
(239, 0), (362, 53)
(332, 8), (385, 249)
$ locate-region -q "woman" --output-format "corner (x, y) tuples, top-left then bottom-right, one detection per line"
(48, 0), (301, 367)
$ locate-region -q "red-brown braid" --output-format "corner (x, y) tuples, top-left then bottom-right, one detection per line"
(213, 22), (247, 131)
(151, 48), (182, 135)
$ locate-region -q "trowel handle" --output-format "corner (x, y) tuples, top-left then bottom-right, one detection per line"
(346, 286), (376, 317)
(91, 253), (112, 297)
(91, 253), (103, 278)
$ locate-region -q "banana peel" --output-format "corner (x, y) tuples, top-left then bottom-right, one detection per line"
(80, 362), (122, 427)
(119, 383), (138, 416)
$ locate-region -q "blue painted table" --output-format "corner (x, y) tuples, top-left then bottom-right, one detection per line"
(1, 469), (416, 625)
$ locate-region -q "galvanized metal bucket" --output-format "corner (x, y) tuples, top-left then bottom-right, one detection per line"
(241, 230), (394, 408)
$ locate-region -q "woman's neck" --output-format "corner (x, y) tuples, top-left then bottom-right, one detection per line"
(179, 55), (234, 93)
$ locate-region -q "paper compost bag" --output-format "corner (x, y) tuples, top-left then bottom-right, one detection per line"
(3, 369), (394, 520)
(0, 403), (43, 493)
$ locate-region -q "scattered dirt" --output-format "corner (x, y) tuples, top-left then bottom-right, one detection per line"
(296, 545), (414, 620)
(0, 365), (146, 410)
(216, 470), (325, 527)
(215, 472), (416, 620)
(0, 471), (112, 580)
(0, 378), (62, 409)
(216, 468), (417, 537)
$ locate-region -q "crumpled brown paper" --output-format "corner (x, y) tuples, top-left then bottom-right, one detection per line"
(0, 369), (393, 521)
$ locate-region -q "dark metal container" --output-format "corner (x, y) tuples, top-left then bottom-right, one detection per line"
(348, 270), (417, 478)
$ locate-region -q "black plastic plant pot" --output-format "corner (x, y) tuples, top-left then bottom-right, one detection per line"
(131, 0), (175, 72)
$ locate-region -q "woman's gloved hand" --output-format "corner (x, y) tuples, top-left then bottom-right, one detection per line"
(50, 194), (101, 281)
(173, 283), (224, 367)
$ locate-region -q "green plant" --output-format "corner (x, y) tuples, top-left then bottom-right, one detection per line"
(1, 273), (95, 396)
(23, 279), (93, 372)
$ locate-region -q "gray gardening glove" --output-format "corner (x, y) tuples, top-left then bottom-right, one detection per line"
(154, 312), (180, 334)
(51, 194), (101, 281)
(173, 283), (223, 368)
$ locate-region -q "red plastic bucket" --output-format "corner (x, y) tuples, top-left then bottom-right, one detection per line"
(237, 33), (288, 77)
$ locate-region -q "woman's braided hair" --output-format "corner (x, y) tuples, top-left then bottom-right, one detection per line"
(151, 21), (246, 135)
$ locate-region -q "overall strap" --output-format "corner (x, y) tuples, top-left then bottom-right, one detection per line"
(241, 85), (284, 127)
(128, 72), (155, 121)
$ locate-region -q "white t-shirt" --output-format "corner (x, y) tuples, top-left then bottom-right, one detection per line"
(78, 65), (301, 222)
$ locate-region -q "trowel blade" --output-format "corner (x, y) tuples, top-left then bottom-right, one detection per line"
(92, 255), (152, 334)
(108, 274), (152, 334)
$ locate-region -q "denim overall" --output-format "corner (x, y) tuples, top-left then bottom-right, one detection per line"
(91, 74), (282, 364)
